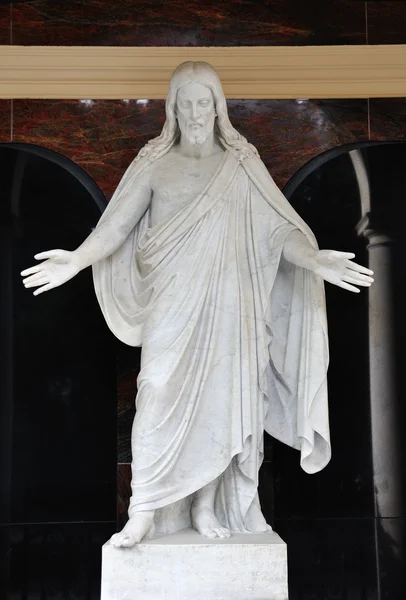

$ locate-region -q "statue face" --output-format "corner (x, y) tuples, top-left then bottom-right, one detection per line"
(176, 81), (216, 146)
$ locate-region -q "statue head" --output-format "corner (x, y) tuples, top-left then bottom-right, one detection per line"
(175, 80), (217, 147)
(136, 61), (258, 162)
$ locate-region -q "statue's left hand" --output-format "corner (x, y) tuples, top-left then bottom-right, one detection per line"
(311, 250), (374, 293)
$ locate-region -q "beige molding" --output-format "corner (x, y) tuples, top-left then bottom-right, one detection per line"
(0, 45), (406, 99)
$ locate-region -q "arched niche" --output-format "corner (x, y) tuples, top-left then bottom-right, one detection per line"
(0, 143), (117, 524)
(272, 140), (406, 599)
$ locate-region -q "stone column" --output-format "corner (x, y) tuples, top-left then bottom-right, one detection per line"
(357, 213), (405, 599)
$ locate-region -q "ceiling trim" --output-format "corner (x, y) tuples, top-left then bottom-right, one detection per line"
(0, 44), (405, 99)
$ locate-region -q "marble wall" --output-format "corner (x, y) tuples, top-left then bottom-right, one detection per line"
(1, 0), (405, 47)
(1, 1), (406, 598)
(4, 0), (367, 46)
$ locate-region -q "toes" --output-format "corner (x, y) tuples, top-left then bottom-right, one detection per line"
(201, 527), (231, 539)
(216, 528), (231, 539)
(110, 533), (121, 547)
(202, 529), (218, 539)
(110, 533), (135, 548)
(121, 535), (136, 547)
(110, 536), (125, 548)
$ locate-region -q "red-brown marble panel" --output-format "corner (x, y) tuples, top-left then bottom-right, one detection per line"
(368, 1), (406, 44)
(117, 464), (131, 529)
(11, 99), (368, 204)
(12, 99), (165, 200)
(12, 0), (366, 46)
(0, 100), (11, 142)
(227, 99), (369, 188)
(369, 98), (406, 142)
(0, 4), (10, 45)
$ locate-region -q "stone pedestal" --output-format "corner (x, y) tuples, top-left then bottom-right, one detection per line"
(101, 529), (288, 600)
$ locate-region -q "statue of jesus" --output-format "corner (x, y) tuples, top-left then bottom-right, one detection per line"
(21, 61), (373, 548)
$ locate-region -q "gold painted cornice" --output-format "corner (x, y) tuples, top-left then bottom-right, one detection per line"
(0, 45), (405, 99)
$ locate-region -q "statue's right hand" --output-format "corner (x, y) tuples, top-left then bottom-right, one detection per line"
(21, 249), (81, 296)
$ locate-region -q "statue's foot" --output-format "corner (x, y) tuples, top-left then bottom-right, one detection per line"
(110, 510), (155, 548)
(191, 504), (231, 539)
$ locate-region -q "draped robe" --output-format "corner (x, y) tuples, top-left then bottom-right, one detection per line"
(93, 145), (331, 534)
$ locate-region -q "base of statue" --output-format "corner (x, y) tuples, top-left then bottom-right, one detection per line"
(101, 528), (288, 600)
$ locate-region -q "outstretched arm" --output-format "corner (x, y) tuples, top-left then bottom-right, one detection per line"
(21, 168), (152, 296)
(282, 229), (374, 293)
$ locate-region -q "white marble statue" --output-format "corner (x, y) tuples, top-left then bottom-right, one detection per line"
(21, 62), (373, 548)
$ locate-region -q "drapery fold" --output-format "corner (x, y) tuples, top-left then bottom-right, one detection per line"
(93, 146), (330, 533)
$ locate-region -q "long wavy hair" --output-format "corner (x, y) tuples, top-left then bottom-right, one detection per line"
(135, 61), (258, 163)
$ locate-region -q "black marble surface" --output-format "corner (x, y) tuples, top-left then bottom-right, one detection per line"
(275, 150), (373, 520)
(375, 518), (406, 600)
(117, 344), (140, 463)
(275, 518), (378, 600)
(0, 145), (117, 525)
(0, 522), (116, 600)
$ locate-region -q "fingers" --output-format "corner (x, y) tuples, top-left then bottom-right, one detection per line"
(24, 275), (50, 289)
(22, 270), (47, 285)
(33, 283), (55, 296)
(34, 250), (62, 261)
(338, 281), (360, 293)
(21, 265), (44, 277)
(342, 275), (372, 287)
(345, 260), (374, 276)
(21, 249), (68, 279)
(343, 272), (374, 284)
(331, 251), (355, 259)
(21, 249), (63, 276)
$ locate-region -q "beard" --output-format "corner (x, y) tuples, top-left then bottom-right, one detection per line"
(185, 125), (211, 146)
(180, 116), (216, 146)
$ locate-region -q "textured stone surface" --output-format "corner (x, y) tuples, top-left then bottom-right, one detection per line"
(101, 529), (288, 600)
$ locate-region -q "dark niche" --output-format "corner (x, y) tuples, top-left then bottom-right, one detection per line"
(0, 144), (117, 525)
